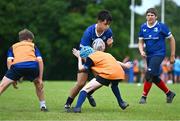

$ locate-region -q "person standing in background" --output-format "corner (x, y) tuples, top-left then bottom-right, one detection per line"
(174, 56), (180, 83)
(138, 8), (176, 104)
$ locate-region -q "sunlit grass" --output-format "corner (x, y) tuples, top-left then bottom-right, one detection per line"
(0, 81), (179, 120)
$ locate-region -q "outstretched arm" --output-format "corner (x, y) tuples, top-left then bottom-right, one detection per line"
(169, 35), (176, 64)
(72, 48), (86, 72)
(117, 61), (132, 69)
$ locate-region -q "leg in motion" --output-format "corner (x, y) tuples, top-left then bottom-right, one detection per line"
(34, 80), (48, 112)
(111, 81), (129, 110)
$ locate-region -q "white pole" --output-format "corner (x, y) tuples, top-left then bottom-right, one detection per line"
(161, 0), (165, 23)
(129, 0), (135, 48)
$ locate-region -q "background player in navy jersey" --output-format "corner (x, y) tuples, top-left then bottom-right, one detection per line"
(64, 10), (113, 110)
(0, 29), (48, 111)
(138, 8), (176, 104)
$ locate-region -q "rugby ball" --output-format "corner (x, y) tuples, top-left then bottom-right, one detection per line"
(92, 38), (105, 51)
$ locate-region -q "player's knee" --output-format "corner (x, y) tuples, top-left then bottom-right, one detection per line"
(111, 81), (119, 87)
(152, 76), (161, 83)
(82, 85), (93, 93)
(34, 81), (43, 90)
(145, 72), (153, 82)
(81, 88), (89, 93)
(76, 82), (85, 89)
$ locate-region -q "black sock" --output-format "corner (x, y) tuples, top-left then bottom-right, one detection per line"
(65, 97), (74, 105)
(166, 91), (171, 96)
(111, 84), (124, 105)
(87, 90), (94, 97)
(142, 96), (147, 99)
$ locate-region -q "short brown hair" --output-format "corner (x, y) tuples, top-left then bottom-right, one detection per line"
(19, 29), (34, 41)
(146, 8), (158, 16)
(97, 10), (112, 23)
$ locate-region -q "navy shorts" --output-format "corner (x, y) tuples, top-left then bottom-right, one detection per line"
(5, 65), (39, 81)
(146, 56), (164, 76)
(96, 75), (121, 86)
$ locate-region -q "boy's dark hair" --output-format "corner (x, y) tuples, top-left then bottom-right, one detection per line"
(97, 10), (112, 23)
(19, 29), (34, 41)
(146, 8), (158, 16)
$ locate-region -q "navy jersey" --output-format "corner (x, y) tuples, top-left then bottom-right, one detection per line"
(80, 24), (113, 49)
(138, 21), (172, 57)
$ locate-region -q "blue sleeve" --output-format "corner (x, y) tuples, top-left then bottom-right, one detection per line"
(105, 28), (113, 42)
(138, 25), (144, 38)
(80, 29), (92, 47)
(83, 57), (94, 71)
(108, 28), (113, 37)
(34, 46), (42, 57)
(160, 23), (171, 38)
(7, 47), (14, 58)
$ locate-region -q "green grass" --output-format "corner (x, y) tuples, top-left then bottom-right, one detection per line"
(0, 81), (179, 120)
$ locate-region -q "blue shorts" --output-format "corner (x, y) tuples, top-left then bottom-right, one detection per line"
(5, 65), (39, 81)
(146, 56), (164, 76)
(174, 71), (180, 76)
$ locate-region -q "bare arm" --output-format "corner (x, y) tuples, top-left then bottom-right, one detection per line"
(72, 48), (86, 72)
(7, 59), (13, 69)
(117, 61), (132, 69)
(37, 59), (44, 81)
(77, 57), (86, 72)
(106, 38), (113, 48)
(138, 38), (146, 58)
(169, 35), (176, 64)
(35, 58), (44, 89)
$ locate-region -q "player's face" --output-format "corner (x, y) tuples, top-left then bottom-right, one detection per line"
(146, 13), (157, 25)
(98, 20), (110, 31)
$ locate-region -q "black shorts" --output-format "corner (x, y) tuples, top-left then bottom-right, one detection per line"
(96, 75), (121, 86)
(5, 65), (39, 81)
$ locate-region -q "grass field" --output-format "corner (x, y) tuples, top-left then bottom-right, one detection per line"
(0, 81), (179, 121)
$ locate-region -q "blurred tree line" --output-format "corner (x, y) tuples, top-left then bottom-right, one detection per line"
(0, 0), (179, 80)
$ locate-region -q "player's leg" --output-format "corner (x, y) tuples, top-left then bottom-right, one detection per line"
(86, 72), (100, 107)
(33, 79), (48, 111)
(25, 67), (48, 112)
(153, 76), (176, 103)
(73, 78), (102, 113)
(0, 76), (14, 95)
(70, 72), (88, 98)
(148, 56), (176, 103)
(139, 76), (152, 104)
(86, 88), (97, 107)
(64, 72), (88, 109)
(0, 66), (21, 95)
(139, 57), (153, 104)
(65, 71), (97, 108)
(111, 81), (129, 110)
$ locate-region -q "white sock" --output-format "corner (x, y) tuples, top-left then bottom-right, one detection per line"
(40, 100), (46, 108)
